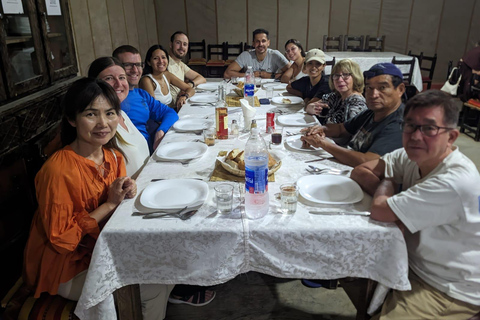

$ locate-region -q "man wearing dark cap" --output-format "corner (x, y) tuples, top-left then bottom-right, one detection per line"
(301, 62), (405, 167)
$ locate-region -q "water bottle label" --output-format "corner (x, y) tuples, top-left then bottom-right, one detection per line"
(244, 83), (254, 97)
(245, 166), (268, 194)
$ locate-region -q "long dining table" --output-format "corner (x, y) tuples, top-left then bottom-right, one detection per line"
(324, 51), (423, 92)
(75, 82), (410, 320)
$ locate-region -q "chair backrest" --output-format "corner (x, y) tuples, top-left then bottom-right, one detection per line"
(446, 60), (453, 80)
(207, 42), (226, 61)
(391, 56), (415, 85)
(225, 42), (243, 60)
(188, 39), (206, 60)
(343, 35), (364, 51)
(365, 35), (385, 52)
(243, 43), (253, 51)
(325, 56), (336, 76)
(322, 35), (343, 51)
(420, 53), (437, 81)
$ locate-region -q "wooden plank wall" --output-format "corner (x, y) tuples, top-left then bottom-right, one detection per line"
(69, 0), (480, 82)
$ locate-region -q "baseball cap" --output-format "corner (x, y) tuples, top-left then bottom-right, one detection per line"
(305, 49), (326, 64)
(363, 63), (403, 80)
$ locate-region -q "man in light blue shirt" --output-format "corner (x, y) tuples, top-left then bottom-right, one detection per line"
(224, 28), (290, 79)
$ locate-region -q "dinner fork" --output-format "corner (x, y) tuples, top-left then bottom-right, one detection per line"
(307, 166), (349, 175)
(143, 209), (198, 220)
(133, 206), (188, 216)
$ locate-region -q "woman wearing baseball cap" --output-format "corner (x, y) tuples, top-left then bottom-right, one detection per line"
(286, 48), (331, 105)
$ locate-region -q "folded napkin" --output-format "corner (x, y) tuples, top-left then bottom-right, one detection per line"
(240, 98), (256, 130)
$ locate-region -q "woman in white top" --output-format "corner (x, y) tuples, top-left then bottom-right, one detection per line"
(281, 39), (308, 83)
(88, 57), (150, 179)
(139, 44), (195, 111)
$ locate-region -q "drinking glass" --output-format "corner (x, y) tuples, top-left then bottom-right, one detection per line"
(266, 87), (274, 100)
(215, 184), (234, 215)
(203, 128), (216, 146)
(280, 183), (299, 214)
(271, 127), (284, 146)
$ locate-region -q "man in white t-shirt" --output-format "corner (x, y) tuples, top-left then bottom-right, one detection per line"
(351, 90), (480, 319)
(167, 31), (206, 107)
(224, 28), (290, 79)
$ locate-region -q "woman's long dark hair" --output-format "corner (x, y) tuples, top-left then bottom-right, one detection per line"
(60, 78), (123, 157)
(284, 39), (306, 58)
(143, 44), (169, 75)
(88, 56), (124, 79)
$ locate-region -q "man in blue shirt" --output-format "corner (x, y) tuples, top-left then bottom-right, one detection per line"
(113, 45), (178, 152)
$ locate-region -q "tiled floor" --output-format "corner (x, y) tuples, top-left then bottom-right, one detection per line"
(165, 132), (480, 320)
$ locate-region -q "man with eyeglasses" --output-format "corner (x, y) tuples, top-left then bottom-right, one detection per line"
(301, 63), (405, 167)
(350, 90), (480, 319)
(113, 45), (178, 152)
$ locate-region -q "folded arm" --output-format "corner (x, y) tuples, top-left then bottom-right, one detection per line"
(224, 61), (244, 79)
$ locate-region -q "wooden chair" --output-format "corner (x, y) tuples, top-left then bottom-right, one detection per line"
(322, 35), (343, 51)
(460, 100), (480, 141)
(447, 60), (453, 80)
(365, 35), (385, 52)
(408, 50), (437, 90)
(243, 43), (253, 51)
(187, 39), (207, 77)
(392, 56), (417, 100)
(225, 42), (243, 66)
(343, 35), (364, 52)
(206, 42), (227, 78)
(325, 56), (336, 76)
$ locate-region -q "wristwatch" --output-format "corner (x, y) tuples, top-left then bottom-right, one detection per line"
(270, 72), (276, 79)
(180, 93), (189, 99)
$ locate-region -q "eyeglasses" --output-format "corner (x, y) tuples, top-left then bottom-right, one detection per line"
(123, 62), (144, 70)
(332, 73), (352, 80)
(401, 122), (454, 137)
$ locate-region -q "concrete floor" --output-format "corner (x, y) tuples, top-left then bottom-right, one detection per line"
(165, 131), (480, 320)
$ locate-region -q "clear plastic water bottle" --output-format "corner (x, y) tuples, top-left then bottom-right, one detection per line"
(244, 126), (269, 219)
(244, 66), (255, 107)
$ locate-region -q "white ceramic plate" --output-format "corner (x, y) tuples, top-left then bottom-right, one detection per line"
(277, 114), (318, 127)
(189, 94), (218, 103)
(262, 82), (288, 90)
(196, 83), (220, 91)
(140, 179), (209, 209)
(155, 142), (207, 161)
(285, 135), (333, 153)
(272, 96), (303, 105)
(297, 175), (364, 204)
(173, 118), (214, 132)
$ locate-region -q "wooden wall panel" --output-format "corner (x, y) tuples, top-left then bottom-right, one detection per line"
(307, 0), (331, 50)
(278, 0), (308, 53)
(186, 0), (217, 46)
(133, 0), (149, 57)
(217, 0), (248, 44)
(122, 0), (140, 51)
(329, 0), (350, 36)
(247, 0), (278, 48)
(70, 0), (95, 75)
(154, 0), (186, 47)
(87, 0), (113, 57)
(408, 0), (442, 57)
(378, 0), (412, 53)
(349, 0), (381, 36)
(106, 0), (128, 50)
(436, 0), (476, 81)
(143, 0), (159, 48)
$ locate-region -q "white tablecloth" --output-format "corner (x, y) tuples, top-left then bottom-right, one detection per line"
(324, 51), (423, 92)
(75, 85), (410, 319)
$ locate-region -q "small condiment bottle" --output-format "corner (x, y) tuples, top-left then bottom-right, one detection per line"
(231, 119), (239, 136)
(250, 119), (257, 130)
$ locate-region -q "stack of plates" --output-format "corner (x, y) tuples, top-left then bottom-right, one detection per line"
(189, 94), (217, 104)
(196, 83), (220, 91)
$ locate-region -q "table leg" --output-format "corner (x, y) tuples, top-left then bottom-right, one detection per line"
(113, 284), (143, 320)
(339, 278), (377, 320)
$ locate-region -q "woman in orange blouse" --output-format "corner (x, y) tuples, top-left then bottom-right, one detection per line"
(23, 78), (137, 300)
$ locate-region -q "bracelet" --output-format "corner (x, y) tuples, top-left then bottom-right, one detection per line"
(270, 72), (276, 79)
(180, 93), (189, 99)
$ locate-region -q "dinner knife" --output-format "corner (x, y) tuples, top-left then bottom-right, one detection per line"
(304, 158), (327, 163)
(309, 210), (370, 216)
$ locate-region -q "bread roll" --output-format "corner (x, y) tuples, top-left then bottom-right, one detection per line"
(234, 150), (244, 163)
(237, 160), (246, 170)
(226, 159), (238, 169)
(227, 148), (240, 160)
(268, 153), (276, 168)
